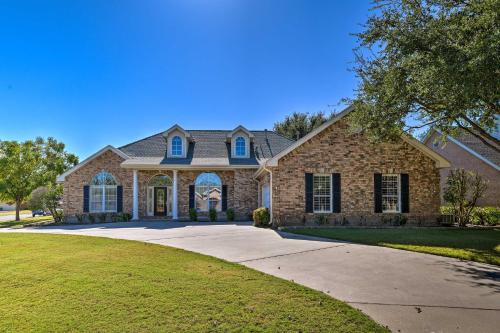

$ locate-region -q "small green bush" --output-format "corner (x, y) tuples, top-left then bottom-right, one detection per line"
(189, 208), (198, 221)
(226, 208), (235, 221)
(110, 213), (119, 222)
(252, 207), (270, 227)
(75, 214), (85, 223)
(441, 206), (499, 226)
(121, 213), (132, 222)
(88, 214), (96, 223)
(315, 214), (328, 225)
(98, 213), (107, 223)
(209, 208), (217, 222)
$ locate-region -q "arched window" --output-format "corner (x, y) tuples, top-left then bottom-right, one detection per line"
(90, 171), (118, 212)
(171, 135), (183, 156)
(148, 175), (172, 187)
(235, 136), (246, 156)
(195, 172), (222, 212)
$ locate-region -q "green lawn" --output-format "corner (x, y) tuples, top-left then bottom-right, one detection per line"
(0, 210), (31, 216)
(285, 228), (500, 266)
(0, 233), (386, 332)
(0, 215), (53, 228)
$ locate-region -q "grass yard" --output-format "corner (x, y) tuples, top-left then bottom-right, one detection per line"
(0, 233), (386, 332)
(0, 216), (53, 229)
(285, 228), (500, 266)
(0, 210), (31, 216)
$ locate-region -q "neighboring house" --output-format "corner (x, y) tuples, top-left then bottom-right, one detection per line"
(58, 106), (450, 225)
(0, 202), (15, 211)
(424, 128), (500, 207)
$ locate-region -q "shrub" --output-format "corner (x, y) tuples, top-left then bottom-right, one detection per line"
(121, 213), (132, 222)
(393, 214), (407, 226)
(88, 214), (96, 223)
(75, 214), (85, 223)
(252, 207), (270, 227)
(226, 208), (235, 221)
(110, 213), (119, 222)
(315, 214), (328, 225)
(98, 213), (107, 223)
(209, 208), (217, 222)
(443, 169), (487, 227)
(189, 208), (198, 221)
(471, 207), (500, 226)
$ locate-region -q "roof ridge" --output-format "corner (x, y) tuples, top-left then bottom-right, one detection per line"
(118, 131), (165, 150)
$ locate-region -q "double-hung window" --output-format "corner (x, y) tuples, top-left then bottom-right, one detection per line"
(313, 174), (332, 213)
(382, 174), (400, 213)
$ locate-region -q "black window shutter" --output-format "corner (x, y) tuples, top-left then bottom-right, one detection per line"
(374, 174), (382, 213)
(117, 186), (123, 213)
(221, 185), (228, 211)
(305, 173), (313, 213)
(401, 174), (409, 213)
(189, 185), (195, 209)
(332, 173), (341, 213)
(83, 185), (89, 213)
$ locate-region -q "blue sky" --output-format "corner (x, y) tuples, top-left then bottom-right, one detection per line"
(0, 0), (373, 159)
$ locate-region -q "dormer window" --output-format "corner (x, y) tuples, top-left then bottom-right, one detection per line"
(171, 136), (183, 156)
(235, 137), (246, 157)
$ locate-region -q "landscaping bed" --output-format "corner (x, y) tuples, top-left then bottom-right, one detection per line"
(284, 227), (500, 266)
(0, 233), (386, 332)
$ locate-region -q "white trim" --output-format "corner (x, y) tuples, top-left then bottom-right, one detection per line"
(231, 134), (250, 158)
(56, 145), (129, 183)
(312, 174), (333, 214)
(120, 162), (259, 170)
(226, 125), (254, 140)
(172, 170), (178, 220)
(381, 174), (401, 213)
(163, 124), (191, 140)
(132, 170), (139, 220)
(265, 105), (451, 169)
(431, 129), (499, 171)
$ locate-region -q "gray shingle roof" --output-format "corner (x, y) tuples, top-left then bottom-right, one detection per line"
(453, 130), (500, 167)
(119, 129), (294, 166)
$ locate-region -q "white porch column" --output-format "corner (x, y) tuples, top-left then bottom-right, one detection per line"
(132, 169), (139, 220)
(172, 170), (178, 220)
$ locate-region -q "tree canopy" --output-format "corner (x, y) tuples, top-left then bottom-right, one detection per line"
(273, 111), (331, 140)
(348, 0), (499, 151)
(0, 137), (78, 221)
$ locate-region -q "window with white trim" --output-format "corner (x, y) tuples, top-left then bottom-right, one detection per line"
(195, 172), (222, 212)
(313, 174), (331, 213)
(171, 136), (183, 156)
(382, 174), (400, 213)
(235, 136), (246, 157)
(90, 171), (118, 213)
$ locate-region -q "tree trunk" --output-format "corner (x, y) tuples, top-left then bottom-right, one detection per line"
(15, 198), (21, 221)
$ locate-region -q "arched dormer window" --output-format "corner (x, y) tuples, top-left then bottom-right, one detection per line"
(171, 136), (183, 156)
(235, 137), (246, 157)
(90, 171), (118, 212)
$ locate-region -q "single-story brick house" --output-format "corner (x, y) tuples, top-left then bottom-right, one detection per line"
(58, 106), (450, 225)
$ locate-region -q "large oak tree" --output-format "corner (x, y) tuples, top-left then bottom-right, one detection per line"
(349, 0), (499, 151)
(0, 137), (78, 221)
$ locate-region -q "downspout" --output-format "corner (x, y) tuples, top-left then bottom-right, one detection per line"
(262, 163), (273, 226)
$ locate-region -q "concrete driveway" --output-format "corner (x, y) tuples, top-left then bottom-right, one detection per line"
(2, 221), (499, 333)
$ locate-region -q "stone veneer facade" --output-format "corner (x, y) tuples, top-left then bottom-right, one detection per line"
(257, 119), (442, 226)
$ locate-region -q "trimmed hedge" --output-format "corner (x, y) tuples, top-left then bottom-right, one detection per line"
(252, 207), (270, 227)
(441, 206), (500, 226)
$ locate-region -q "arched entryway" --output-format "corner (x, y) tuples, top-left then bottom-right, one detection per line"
(146, 175), (173, 217)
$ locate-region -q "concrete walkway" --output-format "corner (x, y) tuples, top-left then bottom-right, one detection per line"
(2, 221), (499, 332)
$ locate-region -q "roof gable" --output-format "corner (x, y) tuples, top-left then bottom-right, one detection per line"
(265, 105), (450, 168)
(56, 146), (129, 182)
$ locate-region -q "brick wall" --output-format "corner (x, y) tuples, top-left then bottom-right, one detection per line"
(267, 119), (442, 226)
(62, 150), (133, 216)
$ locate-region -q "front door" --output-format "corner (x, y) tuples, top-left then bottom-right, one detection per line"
(154, 187), (168, 216)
